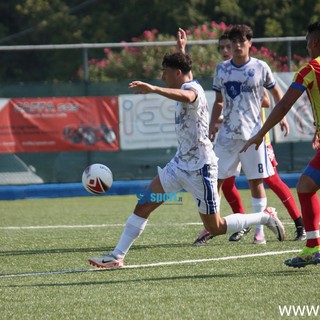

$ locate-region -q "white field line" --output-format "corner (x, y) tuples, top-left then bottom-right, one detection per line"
(0, 224), (127, 230)
(0, 250), (300, 279)
(0, 221), (295, 230)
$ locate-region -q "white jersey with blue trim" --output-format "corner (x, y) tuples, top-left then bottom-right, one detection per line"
(212, 57), (276, 140)
(173, 80), (216, 171)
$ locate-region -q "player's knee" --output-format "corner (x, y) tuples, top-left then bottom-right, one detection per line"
(205, 218), (226, 236)
(297, 174), (319, 193)
(134, 202), (160, 218)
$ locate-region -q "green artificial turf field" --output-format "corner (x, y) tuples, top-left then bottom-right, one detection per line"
(0, 189), (319, 320)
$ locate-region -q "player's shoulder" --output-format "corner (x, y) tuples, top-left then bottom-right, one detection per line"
(249, 57), (273, 73)
(215, 59), (231, 74)
(249, 56), (268, 66)
(183, 79), (205, 96)
(301, 58), (320, 72)
(219, 59), (231, 67)
(183, 79), (203, 89)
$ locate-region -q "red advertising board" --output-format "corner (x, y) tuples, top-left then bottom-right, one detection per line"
(0, 97), (119, 153)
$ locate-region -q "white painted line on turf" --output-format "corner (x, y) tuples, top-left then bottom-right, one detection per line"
(123, 250), (300, 269)
(0, 224), (126, 230)
(0, 223), (203, 230)
(0, 250), (300, 278)
(0, 221), (295, 230)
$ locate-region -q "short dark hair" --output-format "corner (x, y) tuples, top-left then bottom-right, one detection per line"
(307, 21), (320, 35)
(218, 31), (230, 50)
(228, 25), (253, 41)
(307, 22), (320, 39)
(162, 52), (192, 74)
(219, 31), (230, 42)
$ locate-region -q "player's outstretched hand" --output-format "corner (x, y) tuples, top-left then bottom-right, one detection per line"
(208, 123), (217, 142)
(279, 117), (290, 137)
(129, 81), (154, 94)
(312, 131), (320, 150)
(240, 134), (264, 153)
(177, 28), (187, 54)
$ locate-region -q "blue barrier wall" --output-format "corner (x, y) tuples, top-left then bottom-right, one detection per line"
(0, 173), (300, 200)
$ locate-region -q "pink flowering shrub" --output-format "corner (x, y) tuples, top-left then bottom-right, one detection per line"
(79, 22), (309, 82)
(249, 45), (309, 72)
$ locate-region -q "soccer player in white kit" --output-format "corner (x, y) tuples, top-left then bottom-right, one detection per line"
(88, 43), (285, 269)
(211, 24), (285, 244)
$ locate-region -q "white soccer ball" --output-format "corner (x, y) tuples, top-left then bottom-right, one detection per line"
(82, 163), (113, 194)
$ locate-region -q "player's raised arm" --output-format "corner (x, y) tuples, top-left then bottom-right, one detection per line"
(177, 28), (187, 55)
(128, 80), (197, 103)
(128, 80), (155, 94)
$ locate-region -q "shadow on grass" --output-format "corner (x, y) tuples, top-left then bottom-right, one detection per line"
(0, 243), (193, 257)
(3, 269), (319, 288)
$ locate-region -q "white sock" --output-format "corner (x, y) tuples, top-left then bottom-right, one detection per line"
(112, 213), (148, 259)
(252, 197), (267, 234)
(225, 213), (270, 234)
(306, 230), (320, 239)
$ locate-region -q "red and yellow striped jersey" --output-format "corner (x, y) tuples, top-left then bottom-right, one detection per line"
(291, 57), (320, 132)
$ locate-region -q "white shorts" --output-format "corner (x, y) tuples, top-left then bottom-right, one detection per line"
(215, 136), (274, 180)
(157, 159), (220, 214)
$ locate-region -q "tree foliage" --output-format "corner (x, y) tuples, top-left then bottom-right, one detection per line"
(82, 21), (309, 82)
(0, 0), (318, 82)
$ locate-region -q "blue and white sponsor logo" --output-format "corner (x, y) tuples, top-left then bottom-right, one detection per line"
(225, 81), (253, 98)
(136, 190), (183, 204)
(225, 81), (241, 99)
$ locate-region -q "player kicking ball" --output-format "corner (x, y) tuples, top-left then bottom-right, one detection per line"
(88, 39), (285, 269)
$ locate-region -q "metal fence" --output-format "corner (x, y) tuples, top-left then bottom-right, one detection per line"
(0, 36), (306, 82)
(0, 36), (312, 185)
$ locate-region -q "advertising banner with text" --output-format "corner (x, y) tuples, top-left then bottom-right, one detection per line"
(119, 73), (314, 150)
(0, 97), (119, 153)
(119, 94), (177, 150)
